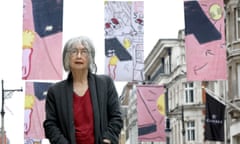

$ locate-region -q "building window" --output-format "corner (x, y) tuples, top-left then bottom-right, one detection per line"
(235, 7), (240, 40)
(186, 121), (195, 141)
(184, 83), (194, 104)
(165, 56), (170, 74)
(229, 66), (233, 100)
(237, 64), (240, 98)
(176, 86), (179, 106)
(169, 90), (172, 111)
(173, 87), (176, 108)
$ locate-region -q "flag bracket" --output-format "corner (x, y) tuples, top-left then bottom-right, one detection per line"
(204, 87), (240, 112)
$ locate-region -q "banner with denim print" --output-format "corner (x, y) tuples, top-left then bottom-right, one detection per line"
(24, 82), (52, 144)
(184, 0), (227, 81)
(22, 0), (63, 80)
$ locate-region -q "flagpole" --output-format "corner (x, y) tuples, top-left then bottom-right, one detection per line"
(181, 105), (185, 144)
(204, 87), (240, 112)
(202, 82), (207, 143)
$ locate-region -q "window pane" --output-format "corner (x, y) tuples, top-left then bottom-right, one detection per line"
(238, 64), (240, 98)
(190, 90), (194, 102)
(191, 121), (195, 127)
(185, 91), (188, 102)
(238, 7), (240, 16)
(238, 21), (240, 39)
(192, 130), (195, 140)
(235, 8), (237, 38)
(189, 82), (193, 87)
(187, 130), (190, 140)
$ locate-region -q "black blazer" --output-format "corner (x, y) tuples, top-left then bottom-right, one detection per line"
(43, 73), (123, 144)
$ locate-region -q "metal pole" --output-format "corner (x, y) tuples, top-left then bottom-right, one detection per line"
(181, 105), (185, 144)
(205, 87), (240, 111)
(1, 80), (22, 144)
(1, 80), (5, 144)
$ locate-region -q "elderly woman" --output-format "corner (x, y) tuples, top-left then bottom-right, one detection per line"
(43, 36), (123, 144)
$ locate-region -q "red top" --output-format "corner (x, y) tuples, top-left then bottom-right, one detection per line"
(73, 89), (95, 144)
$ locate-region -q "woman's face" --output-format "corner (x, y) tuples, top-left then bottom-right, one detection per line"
(69, 42), (89, 72)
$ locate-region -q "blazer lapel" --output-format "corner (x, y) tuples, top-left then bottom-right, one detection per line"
(65, 77), (76, 143)
(88, 74), (101, 140)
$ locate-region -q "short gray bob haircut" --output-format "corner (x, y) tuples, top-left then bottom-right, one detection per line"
(62, 36), (97, 73)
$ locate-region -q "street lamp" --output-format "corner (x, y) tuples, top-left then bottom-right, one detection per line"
(1, 80), (22, 144)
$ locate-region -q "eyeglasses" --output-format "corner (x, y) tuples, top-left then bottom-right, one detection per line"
(68, 48), (89, 57)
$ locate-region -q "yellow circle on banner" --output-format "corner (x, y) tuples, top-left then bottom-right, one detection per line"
(157, 94), (165, 115)
(209, 4), (222, 21)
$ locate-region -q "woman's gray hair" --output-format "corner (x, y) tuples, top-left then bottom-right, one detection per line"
(62, 36), (97, 73)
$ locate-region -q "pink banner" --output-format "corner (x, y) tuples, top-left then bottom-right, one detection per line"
(24, 82), (52, 143)
(137, 85), (166, 142)
(22, 0), (63, 80)
(184, 0), (227, 81)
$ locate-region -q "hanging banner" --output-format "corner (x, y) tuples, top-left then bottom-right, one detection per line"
(205, 92), (225, 142)
(24, 81), (52, 144)
(184, 0), (227, 81)
(22, 0), (63, 80)
(137, 85), (166, 142)
(104, 1), (144, 81)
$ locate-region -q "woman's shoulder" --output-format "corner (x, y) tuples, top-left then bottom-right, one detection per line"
(49, 79), (68, 90)
(92, 73), (113, 82)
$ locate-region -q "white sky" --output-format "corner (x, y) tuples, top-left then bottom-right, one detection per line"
(0, 0), (184, 143)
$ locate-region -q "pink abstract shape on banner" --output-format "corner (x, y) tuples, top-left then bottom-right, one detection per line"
(22, 0), (63, 80)
(137, 85), (166, 142)
(184, 0), (227, 81)
(24, 82), (52, 143)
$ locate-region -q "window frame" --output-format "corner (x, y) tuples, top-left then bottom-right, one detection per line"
(186, 121), (195, 141)
(184, 82), (194, 104)
(237, 63), (240, 98)
(235, 7), (240, 40)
